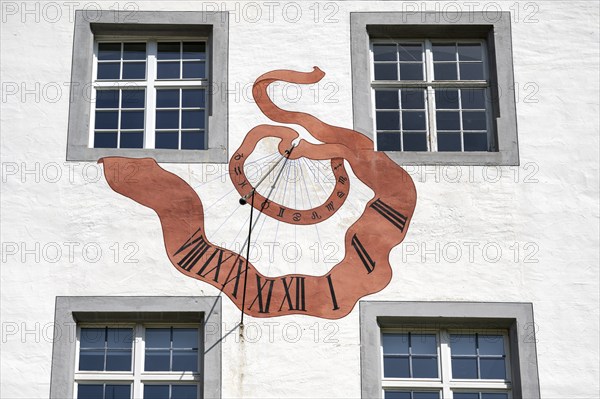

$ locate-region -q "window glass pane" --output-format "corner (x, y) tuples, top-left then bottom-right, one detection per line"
(172, 328), (199, 349)
(452, 358), (478, 379)
(106, 349), (132, 371)
(156, 132), (180, 149)
(158, 42), (181, 60)
(374, 64), (398, 80)
(145, 349), (171, 371)
(450, 334), (477, 355)
(172, 349), (198, 371)
(94, 132), (118, 148)
(385, 392), (411, 399)
(432, 44), (456, 61)
(377, 133), (401, 151)
(436, 112), (460, 130)
(478, 335), (505, 356)
(398, 44), (422, 62)
(183, 42), (206, 59)
(182, 89), (205, 108)
(412, 356), (438, 378)
(383, 356), (410, 378)
(123, 43), (146, 60)
(411, 334), (437, 355)
(182, 110), (205, 129)
(183, 61), (206, 79)
(96, 90), (119, 109)
(78, 384), (104, 399)
(401, 90), (425, 110)
(80, 328), (105, 348)
(461, 89), (486, 109)
(413, 392), (440, 399)
(376, 111), (400, 130)
(120, 111), (144, 130)
(157, 89), (180, 108)
(437, 133), (462, 152)
(146, 328), (171, 348)
(98, 43), (121, 60)
(158, 62), (181, 79)
(434, 63), (457, 80)
(402, 112), (426, 130)
(106, 328), (133, 348)
(122, 62), (146, 80)
(373, 44), (397, 61)
(399, 63), (423, 80)
(453, 393), (479, 399)
(402, 133), (428, 151)
(462, 111), (486, 130)
(458, 44), (482, 61)
(375, 91), (399, 110)
(480, 358), (506, 379)
(144, 385), (170, 399)
(97, 63), (120, 80)
(460, 63), (484, 80)
(482, 394), (508, 399)
(181, 131), (206, 150)
(95, 111), (119, 129)
(79, 349), (105, 370)
(435, 90), (459, 109)
(156, 111), (180, 129)
(121, 90), (145, 108)
(120, 132), (144, 149)
(172, 385), (198, 399)
(105, 384), (131, 399)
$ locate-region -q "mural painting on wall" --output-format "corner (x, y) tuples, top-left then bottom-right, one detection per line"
(99, 67), (417, 319)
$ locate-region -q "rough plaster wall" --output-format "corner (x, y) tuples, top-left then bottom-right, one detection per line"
(0, 1), (598, 398)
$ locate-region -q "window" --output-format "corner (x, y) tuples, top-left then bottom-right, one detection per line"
(67, 11), (229, 163)
(351, 12), (519, 165)
(360, 302), (540, 399)
(50, 297), (222, 399)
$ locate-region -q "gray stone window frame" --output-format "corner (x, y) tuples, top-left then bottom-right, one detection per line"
(67, 11), (229, 163)
(359, 301), (540, 399)
(351, 12), (519, 165)
(49, 296), (222, 399)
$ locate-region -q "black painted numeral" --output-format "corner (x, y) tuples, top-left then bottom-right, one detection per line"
(278, 207), (286, 218)
(326, 274), (340, 310)
(174, 228), (211, 271)
(370, 198), (407, 232)
(279, 277), (306, 311)
(197, 248), (234, 282)
(248, 275), (275, 314)
(351, 234), (375, 273)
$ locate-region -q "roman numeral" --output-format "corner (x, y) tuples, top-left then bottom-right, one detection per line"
(233, 166), (242, 175)
(196, 247), (234, 283)
(351, 234), (375, 273)
(338, 176), (347, 184)
(248, 275), (275, 314)
(278, 207), (286, 217)
(174, 228), (211, 271)
(326, 201), (334, 212)
(279, 277), (306, 311)
(326, 274), (340, 310)
(221, 257), (246, 298)
(370, 198), (408, 232)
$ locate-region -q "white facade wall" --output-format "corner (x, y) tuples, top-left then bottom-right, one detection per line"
(1, 1), (598, 398)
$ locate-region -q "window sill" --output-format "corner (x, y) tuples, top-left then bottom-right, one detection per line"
(381, 150), (516, 166)
(67, 146), (228, 163)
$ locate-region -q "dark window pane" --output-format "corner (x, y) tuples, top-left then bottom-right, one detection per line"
(412, 356), (438, 378)
(98, 43), (121, 60)
(145, 349), (171, 371)
(462, 111), (486, 130)
(158, 42), (181, 60)
(399, 63), (423, 80)
(95, 111), (119, 129)
(436, 89), (459, 109)
(105, 384), (131, 399)
(94, 132), (118, 148)
(172, 349), (198, 371)
(97, 63), (120, 80)
(181, 131), (205, 150)
(461, 89), (486, 109)
(458, 43), (483, 61)
(182, 89), (205, 108)
(377, 111), (400, 130)
(183, 61), (205, 79)
(106, 349), (132, 371)
(436, 112), (460, 130)
(144, 385), (170, 399)
(434, 63), (458, 80)
(482, 394), (508, 399)
(413, 392), (440, 399)
(385, 392), (411, 399)
(452, 358), (478, 379)
(479, 335), (505, 355)
(182, 110), (205, 129)
(411, 334), (437, 355)
(172, 385), (198, 399)
(463, 132), (488, 151)
(403, 133), (428, 151)
(398, 44), (422, 62)
(157, 62), (181, 79)
(432, 44), (456, 61)
(120, 132), (144, 149)
(121, 90), (145, 108)
(377, 133), (401, 151)
(438, 133), (462, 152)
(146, 328), (171, 348)
(451, 334), (477, 355)
(173, 329), (199, 349)
(121, 111), (144, 129)
(107, 328), (133, 348)
(375, 90), (399, 110)
(373, 44), (396, 61)
(382, 333), (409, 354)
(374, 64), (398, 80)
(402, 112), (426, 130)
(460, 63), (484, 80)
(96, 90), (119, 108)
(183, 42), (206, 59)
(156, 132), (179, 149)
(480, 358), (506, 379)
(453, 393), (479, 399)
(123, 42), (146, 60)
(122, 62), (146, 79)
(157, 89), (180, 108)
(78, 384), (104, 399)
(156, 110), (179, 129)
(401, 90), (424, 110)
(81, 328), (105, 348)
(383, 356), (410, 377)
(79, 349), (105, 370)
